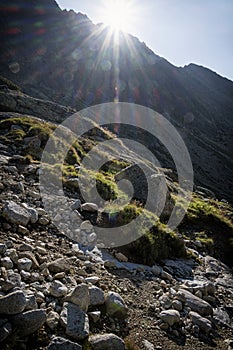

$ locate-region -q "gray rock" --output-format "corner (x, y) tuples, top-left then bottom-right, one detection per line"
(11, 309), (46, 337)
(89, 333), (125, 350)
(47, 336), (82, 350)
(189, 311), (212, 334)
(0, 321), (12, 342)
(213, 307), (231, 325)
(0, 257), (13, 269)
(2, 201), (31, 226)
(89, 286), (105, 306)
(105, 292), (127, 318)
(25, 295), (38, 310)
(0, 290), (26, 314)
(163, 259), (194, 278)
(0, 244), (7, 255)
(71, 199), (82, 211)
(65, 284), (89, 312)
(159, 309), (180, 326)
(177, 289), (213, 316)
(27, 207), (39, 224)
(49, 280), (68, 298)
(48, 258), (70, 273)
(1, 271), (21, 292)
(172, 300), (183, 311)
(17, 257), (32, 271)
(61, 302), (89, 341)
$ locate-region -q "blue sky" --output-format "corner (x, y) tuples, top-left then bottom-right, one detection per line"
(57, 0), (233, 81)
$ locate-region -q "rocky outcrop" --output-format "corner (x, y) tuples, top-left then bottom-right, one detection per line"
(0, 90), (76, 123)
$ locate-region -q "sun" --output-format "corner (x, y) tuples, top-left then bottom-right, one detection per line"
(102, 0), (133, 32)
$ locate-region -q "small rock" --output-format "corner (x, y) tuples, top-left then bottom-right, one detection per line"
(39, 216), (50, 225)
(0, 257), (13, 269)
(189, 311), (212, 334)
(0, 244), (7, 255)
(65, 283), (89, 312)
(105, 292), (127, 318)
(2, 201), (31, 226)
(71, 199), (82, 211)
(46, 311), (60, 330)
(81, 203), (98, 212)
(172, 300), (183, 311)
(49, 280), (68, 298)
(48, 258), (70, 273)
(115, 252), (128, 262)
(89, 286), (105, 306)
(11, 309), (46, 337)
(159, 309), (180, 326)
(80, 220), (93, 231)
(61, 302), (89, 340)
(89, 333), (125, 350)
(0, 290), (26, 315)
(47, 336), (82, 350)
(88, 311), (101, 323)
(85, 276), (100, 285)
(17, 257), (32, 271)
(18, 243), (33, 252)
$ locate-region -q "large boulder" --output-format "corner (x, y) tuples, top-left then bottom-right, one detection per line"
(2, 201), (31, 226)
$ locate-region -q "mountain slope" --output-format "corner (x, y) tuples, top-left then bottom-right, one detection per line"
(0, 0), (233, 202)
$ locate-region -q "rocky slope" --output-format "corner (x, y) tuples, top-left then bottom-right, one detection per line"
(0, 0), (233, 202)
(0, 87), (232, 349)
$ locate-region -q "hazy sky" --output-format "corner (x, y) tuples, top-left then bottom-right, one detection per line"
(57, 0), (233, 81)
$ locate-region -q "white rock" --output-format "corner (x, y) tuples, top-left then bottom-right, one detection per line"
(64, 283), (90, 312)
(49, 280), (68, 298)
(81, 203), (98, 212)
(0, 257), (13, 269)
(17, 258), (32, 271)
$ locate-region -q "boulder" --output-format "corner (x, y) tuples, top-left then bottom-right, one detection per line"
(49, 280), (68, 298)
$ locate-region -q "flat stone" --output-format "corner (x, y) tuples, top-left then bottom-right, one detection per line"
(48, 258), (70, 273)
(89, 333), (125, 350)
(105, 292), (127, 318)
(159, 309), (180, 326)
(47, 336), (82, 350)
(177, 289), (213, 316)
(0, 290), (26, 315)
(65, 284), (90, 312)
(11, 309), (46, 337)
(81, 203), (98, 212)
(49, 280), (68, 298)
(2, 201), (31, 226)
(89, 286), (105, 306)
(61, 302), (89, 341)
(189, 311), (212, 334)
